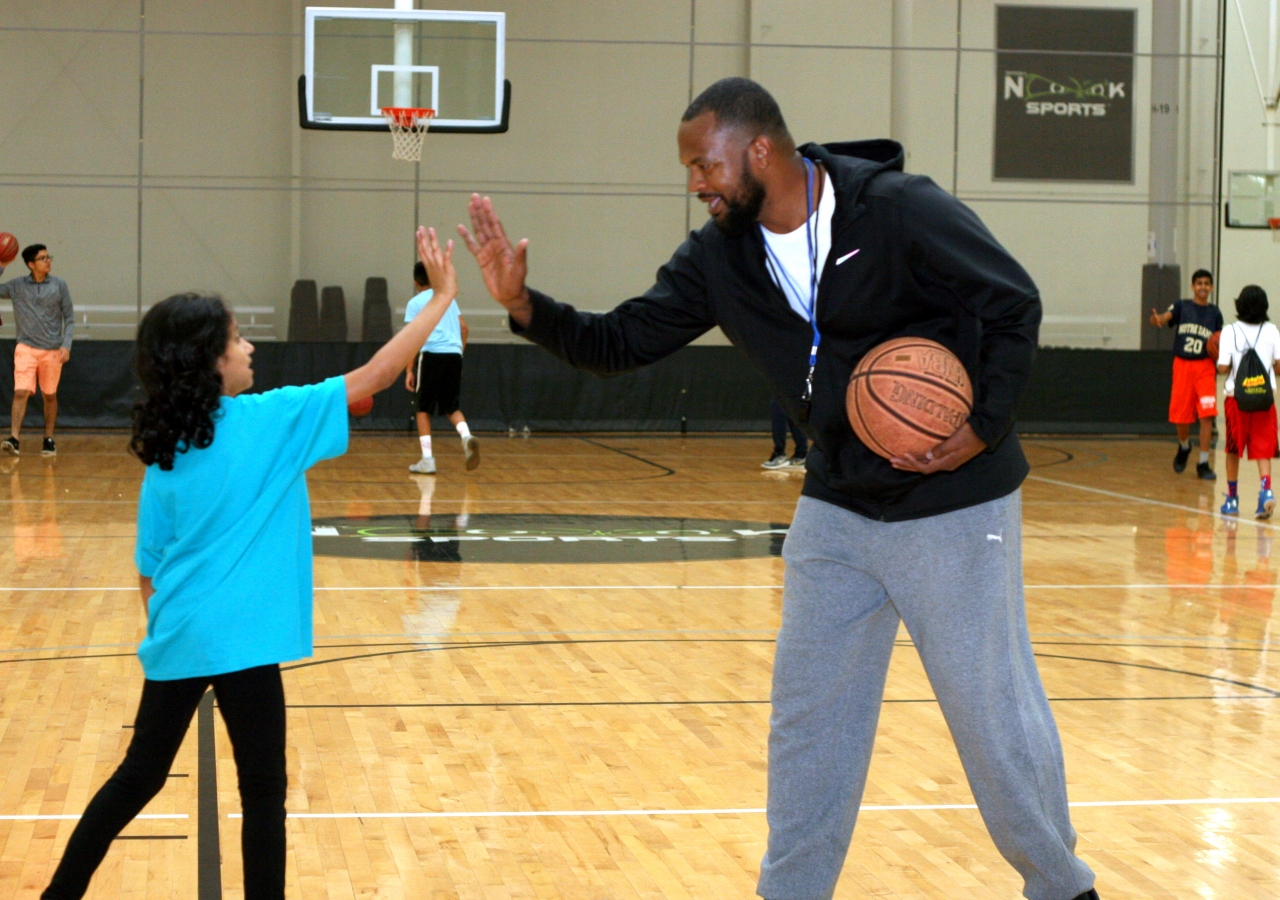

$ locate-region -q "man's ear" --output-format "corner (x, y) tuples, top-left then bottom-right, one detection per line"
(747, 134), (774, 174)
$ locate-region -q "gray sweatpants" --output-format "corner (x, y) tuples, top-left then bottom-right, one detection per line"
(757, 491), (1095, 900)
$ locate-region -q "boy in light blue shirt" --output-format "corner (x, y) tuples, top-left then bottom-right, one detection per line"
(404, 260), (480, 474)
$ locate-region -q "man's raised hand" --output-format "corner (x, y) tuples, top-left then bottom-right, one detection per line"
(458, 194), (532, 326)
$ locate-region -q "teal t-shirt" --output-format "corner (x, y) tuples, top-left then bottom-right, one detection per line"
(134, 376), (349, 680)
(405, 289), (463, 354)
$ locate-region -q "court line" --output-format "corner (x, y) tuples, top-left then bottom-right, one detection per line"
(283, 694), (1271, 710)
(1, 632), (1266, 656)
(5, 584), (1275, 594)
(1026, 475), (1280, 531)
(0, 814), (187, 821)
(226, 797), (1280, 820)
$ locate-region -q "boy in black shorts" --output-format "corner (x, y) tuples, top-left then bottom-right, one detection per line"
(404, 262), (479, 474)
(1150, 268), (1221, 479)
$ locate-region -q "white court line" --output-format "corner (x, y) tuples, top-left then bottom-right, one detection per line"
(310, 585), (783, 592)
(3, 584), (1277, 594)
(227, 797), (1280, 820)
(0, 813), (187, 821)
(1026, 474), (1280, 532)
(1025, 584), (1279, 590)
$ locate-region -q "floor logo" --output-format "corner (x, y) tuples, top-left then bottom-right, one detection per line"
(311, 514), (789, 563)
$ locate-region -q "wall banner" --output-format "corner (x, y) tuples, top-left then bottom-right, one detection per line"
(994, 5), (1135, 182)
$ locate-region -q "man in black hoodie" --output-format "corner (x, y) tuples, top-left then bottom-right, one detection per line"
(458, 78), (1099, 900)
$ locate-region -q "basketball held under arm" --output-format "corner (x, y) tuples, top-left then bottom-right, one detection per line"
(901, 176), (1039, 451)
(346, 227), (456, 404)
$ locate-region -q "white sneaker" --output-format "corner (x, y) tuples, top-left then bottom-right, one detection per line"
(409, 456), (436, 474)
(786, 455), (807, 470)
(762, 453), (789, 469)
(462, 435), (480, 471)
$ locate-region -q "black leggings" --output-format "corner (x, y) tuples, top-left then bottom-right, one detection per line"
(42, 664), (287, 900)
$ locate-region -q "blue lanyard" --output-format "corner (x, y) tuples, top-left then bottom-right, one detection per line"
(761, 158), (821, 421)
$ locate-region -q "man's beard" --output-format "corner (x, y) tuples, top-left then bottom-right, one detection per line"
(712, 165), (766, 238)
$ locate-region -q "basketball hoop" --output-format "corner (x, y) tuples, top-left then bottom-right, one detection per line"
(1270, 217), (1280, 242)
(381, 107), (435, 162)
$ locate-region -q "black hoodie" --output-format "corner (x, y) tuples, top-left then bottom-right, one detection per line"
(513, 139), (1039, 522)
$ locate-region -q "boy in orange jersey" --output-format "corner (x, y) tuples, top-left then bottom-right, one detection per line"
(1150, 268), (1220, 479)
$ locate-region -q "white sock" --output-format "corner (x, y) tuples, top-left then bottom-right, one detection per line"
(1200, 451), (1210, 465)
(456, 421), (471, 440)
(419, 435), (432, 458)
(1179, 439), (1191, 450)
(417, 475), (435, 516)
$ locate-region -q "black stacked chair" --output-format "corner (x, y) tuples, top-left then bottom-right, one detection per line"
(286, 280), (319, 342)
(318, 285), (348, 342)
(361, 277), (392, 343)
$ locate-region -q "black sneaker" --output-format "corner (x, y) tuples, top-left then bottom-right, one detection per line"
(1173, 443), (1191, 472)
(1, 436), (18, 457)
(1197, 461), (1216, 480)
(1072, 890), (1101, 900)
(41, 437), (56, 457)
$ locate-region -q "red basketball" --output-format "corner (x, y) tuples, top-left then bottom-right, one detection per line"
(348, 395), (374, 417)
(846, 337), (974, 460)
(0, 233), (18, 266)
(1208, 330), (1221, 360)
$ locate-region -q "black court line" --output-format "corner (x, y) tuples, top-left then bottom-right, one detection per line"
(282, 637), (1280, 699)
(13, 637), (1278, 671)
(576, 436), (677, 477)
(1024, 445), (1076, 469)
(1034, 653), (1280, 698)
(6, 639), (1278, 702)
(284, 693), (1273, 710)
(280, 636), (771, 672)
(197, 690), (221, 900)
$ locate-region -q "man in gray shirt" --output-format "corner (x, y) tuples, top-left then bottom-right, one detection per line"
(0, 243), (73, 457)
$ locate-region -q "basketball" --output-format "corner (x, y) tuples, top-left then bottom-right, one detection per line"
(1208, 329), (1221, 359)
(846, 337), (974, 460)
(348, 395), (374, 417)
(0, 232), (18, 266)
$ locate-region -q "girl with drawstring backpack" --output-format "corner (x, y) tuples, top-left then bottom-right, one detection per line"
(1217, 284), (1280, 519)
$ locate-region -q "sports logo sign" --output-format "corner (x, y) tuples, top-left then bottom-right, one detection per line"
(994, 6), (1135, 181)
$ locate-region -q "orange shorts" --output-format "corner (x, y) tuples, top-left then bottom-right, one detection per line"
(1168, 356), (1217, 424)
(13, 343), (63, 395)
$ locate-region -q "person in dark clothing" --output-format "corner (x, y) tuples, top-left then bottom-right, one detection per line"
(765, 397), (807, 468)
(1149, 268), (1221, 479)
(457, 78), (1099, 900)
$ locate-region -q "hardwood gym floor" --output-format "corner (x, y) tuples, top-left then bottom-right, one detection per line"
(0, 433), (1277, 899)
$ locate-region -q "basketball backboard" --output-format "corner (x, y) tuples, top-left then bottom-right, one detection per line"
(299, 7), (508, 133)
(1226, 171), (1280, 227)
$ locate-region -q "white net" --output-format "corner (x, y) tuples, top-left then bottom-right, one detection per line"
(381, 107), (435, 162)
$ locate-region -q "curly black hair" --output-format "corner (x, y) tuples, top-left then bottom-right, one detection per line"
(1236, 285), (1269, 325)
(130, 292), (232, 470)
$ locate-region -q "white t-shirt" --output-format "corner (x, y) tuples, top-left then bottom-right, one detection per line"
(761, 168), (835, 322)
(1218, 320), (1280, 396)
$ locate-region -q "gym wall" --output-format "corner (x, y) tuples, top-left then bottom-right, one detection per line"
(0, 1), (1226, 352)
(1218, 1), (1280, 321)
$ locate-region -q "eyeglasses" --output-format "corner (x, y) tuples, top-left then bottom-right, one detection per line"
(32, 255), (51, 262)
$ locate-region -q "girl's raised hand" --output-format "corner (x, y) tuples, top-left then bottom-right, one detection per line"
(415, 226), (458, 300)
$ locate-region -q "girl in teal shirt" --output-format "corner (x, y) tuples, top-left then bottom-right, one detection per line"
(42, 229), (458, 900)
